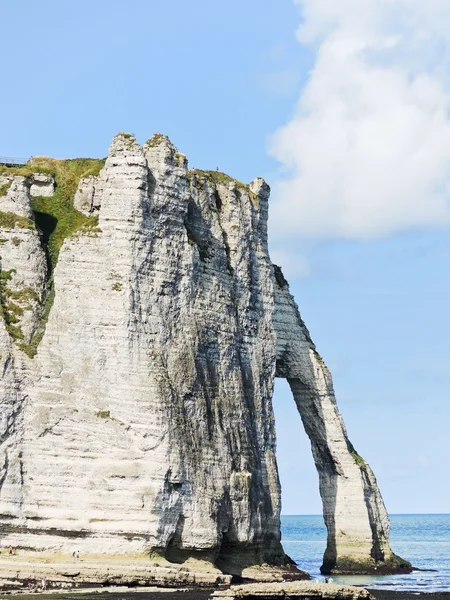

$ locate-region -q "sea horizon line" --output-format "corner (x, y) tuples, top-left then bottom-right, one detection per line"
(281, 513), (450, 517)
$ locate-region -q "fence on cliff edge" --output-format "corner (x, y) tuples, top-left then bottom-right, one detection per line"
(0, 157), (29, 167)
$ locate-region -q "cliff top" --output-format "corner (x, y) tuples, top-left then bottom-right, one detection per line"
(0, 133), (268, 269)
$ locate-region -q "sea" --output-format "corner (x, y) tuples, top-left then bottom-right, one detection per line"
(281, 514), (450, 593)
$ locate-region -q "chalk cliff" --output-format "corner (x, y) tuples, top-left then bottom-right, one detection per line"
(0, 134), (411, 577)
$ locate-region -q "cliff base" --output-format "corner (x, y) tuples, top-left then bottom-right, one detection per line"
(0, 553), (309, 592)
(321, 554), (413, 575)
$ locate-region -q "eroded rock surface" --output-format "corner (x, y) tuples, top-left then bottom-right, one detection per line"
(0, 175), (47, 525)
(73, 174), (103, 214)
(0, 133), (410, 578)
(0, 554), (231, 591)
(30, 173), (55, 197)
(211, 582), (375, 600)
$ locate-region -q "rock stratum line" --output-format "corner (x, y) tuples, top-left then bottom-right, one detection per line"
(0, 133), (411, 581)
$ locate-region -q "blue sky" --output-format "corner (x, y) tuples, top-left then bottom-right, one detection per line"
(2, 0), (449, 515)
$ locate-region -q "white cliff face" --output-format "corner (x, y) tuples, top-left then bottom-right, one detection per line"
(73, 175), (103, 215)
(0, 134), (409, 578)
(0, 135), (289, 577)
(0, 175), (47, 530)
(0, 176), (47, 342)
(0, 176), (34, 219)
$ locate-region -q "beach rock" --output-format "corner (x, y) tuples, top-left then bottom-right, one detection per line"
(0, 554), (231, 591)
(210, 581), (375, 600)
(0, 133), (410, 579)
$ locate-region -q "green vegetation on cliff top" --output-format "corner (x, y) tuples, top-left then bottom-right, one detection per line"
(145, 133), (165, 147)
(188, 169), (259, 206)
(28, 157), (104, 271)
(0, 151), (258, 355)
(0, 157), (104, 270)
(0, 157), (105, 357)
(31, 158), (104, 356)
(189, 169), (244, 189)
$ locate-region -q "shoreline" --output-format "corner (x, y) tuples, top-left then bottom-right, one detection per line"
(0, 552), (306, 595)
(1, 586), (449, 600)
(371, 591), (450, 600)
(0, 554), (448, 600)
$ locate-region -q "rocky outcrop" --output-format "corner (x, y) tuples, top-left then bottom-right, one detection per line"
(0, 175), (34, 218)
(0, 133), (410, 579)
(30, 173), (55, 197)
(211, 582), (375, 600)
(73, 174), (103, 214)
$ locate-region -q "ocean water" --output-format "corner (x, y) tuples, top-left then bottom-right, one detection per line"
(281, 514), (450, 593)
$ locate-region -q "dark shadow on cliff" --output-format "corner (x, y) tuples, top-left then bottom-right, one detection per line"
(33, 212), (57, 273)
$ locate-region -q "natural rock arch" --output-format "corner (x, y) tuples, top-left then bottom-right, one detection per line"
(273, 271), (409, 574)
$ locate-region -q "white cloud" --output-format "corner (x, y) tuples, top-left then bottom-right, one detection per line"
(268, 0), (450, 243)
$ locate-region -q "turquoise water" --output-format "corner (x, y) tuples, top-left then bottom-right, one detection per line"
(281, 514), (450, 592)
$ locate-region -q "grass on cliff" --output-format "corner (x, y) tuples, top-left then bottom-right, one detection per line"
(145, 133), (165, 148)
(346, 440), (366, 469)
(188, 170), (259, 205)
(0, 182), (11, 197)
(0, 268), (41, 353)
(0, 212), (34, 229)
(188, 169), (247, 190)
(0, 269), (22, 341)
(1, 157), (104, 271)
(29, 157), (104, 271)
(29, 158), (104, 356)
(0, 157), (105, 357)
